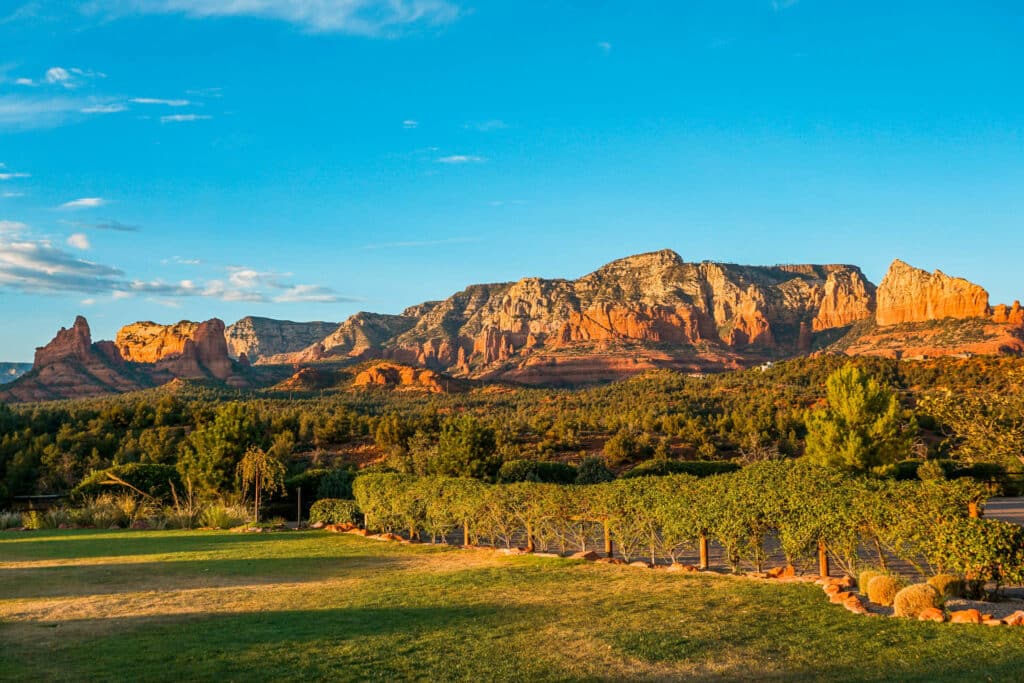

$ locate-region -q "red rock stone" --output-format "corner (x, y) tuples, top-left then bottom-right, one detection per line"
(949, 609), (983, 624)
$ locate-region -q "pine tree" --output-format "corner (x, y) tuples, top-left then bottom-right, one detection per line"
(804, 366), (913, 473)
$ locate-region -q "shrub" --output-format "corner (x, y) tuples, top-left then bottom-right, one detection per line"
(866, 575), (904, 607)
(497, 460), (577, 484)
(201, 503), (249, 529)
(916, 460), (946, 481)
(0, 511), (22, 530)
(932, 517), (1024, 595)
(22, 510), (44, 530)
(622, 460), (740, 479)
(858, 569), (883, 593)
(893, 583), (941, 618)
(927, 573), (964, 599)
(309, 498), (361, 525)
(69, 495), (125, 528)
(575, 457), (614, 484)
(317, 468), (355, 499)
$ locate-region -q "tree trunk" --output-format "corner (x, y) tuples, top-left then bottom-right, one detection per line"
(603, 521), (613, 558)
(699, 533), (709, 570)
(818, 539), (830, 578)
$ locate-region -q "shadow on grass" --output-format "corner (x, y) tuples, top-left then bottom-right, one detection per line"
(0, 529), (336, 561)
(0, 554), (413, 599)
(8, 605), (523, 681)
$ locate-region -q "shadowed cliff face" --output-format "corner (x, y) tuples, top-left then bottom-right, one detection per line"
(224, 317), (338, 362)
(267, 250), (879, 383)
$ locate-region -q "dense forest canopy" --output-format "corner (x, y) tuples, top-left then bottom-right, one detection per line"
(1, 354), (1022, 507)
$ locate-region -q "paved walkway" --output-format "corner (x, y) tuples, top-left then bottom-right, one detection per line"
(984, 497), (1024, 526)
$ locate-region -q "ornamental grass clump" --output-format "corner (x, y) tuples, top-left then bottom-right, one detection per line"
(928, 573), (964, 599)
(893, 583), (942, 618)
(866, 574), (904, 607)
(0, 511), (21, 530)
(858, 569), (883, 593)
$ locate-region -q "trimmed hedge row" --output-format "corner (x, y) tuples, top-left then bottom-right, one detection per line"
(309, 498), (361, 526)
(353, 461), (993, 573)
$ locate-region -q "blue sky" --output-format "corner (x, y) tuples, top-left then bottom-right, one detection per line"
(1, 1), (1022, 361)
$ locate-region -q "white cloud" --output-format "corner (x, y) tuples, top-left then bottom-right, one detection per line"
(402, 119), (418, 129)
(45, 67), (73, 86)
(15, 78), (34, 86)
(0, 172), (30, 180)
(0, 95), (88, 129)
(95, 0), (461, 36)
(0, 236), (126, 294)
(60, 197), (106, 210)
(67, 233), (91, 250)
(437, 154), (484, 164)
(80, 102), (127, 114)
(81, 297), (96, 305)
(131, 97), (190, 106)
(772, 0), (800, 10)
(0, 220), (28, 233)
(273, 284), (346, 303)
(597, 41), (612, 55)
(1, 192), (24, 198)
(160, 114), (211, 123)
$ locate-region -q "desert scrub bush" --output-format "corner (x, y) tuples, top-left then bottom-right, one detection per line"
(866, 575), (905, 607)
(858, 569), (883, 593)
(309, 498), (361, 525)
(893, 583), (942, 618)
(0, 511), (22, 530)
(201, 503), (249, 530)
(927, 573), (964, 599)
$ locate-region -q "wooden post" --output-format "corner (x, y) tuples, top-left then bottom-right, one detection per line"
(296, 486), (302, 529)
(464, 521), (471, 547)
(603, 520), (613, 558)
(818, 539), (830, 578)
(526, 522), (535, 552)
(968, 501), (980, 518)
(698, 533), (709, 570)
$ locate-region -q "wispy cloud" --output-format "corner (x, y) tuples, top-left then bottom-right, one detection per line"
(0, 237), (126, 294)
(80, 102), (127, 114)
(272, 284), (349, 303)
(437, 154), (484, 164)
(66, 233), (91, 250)
(771, 0), (800, 10)
(402, 119), (419, 129)
(43, 66), (105, 89)
(93, 220), (141, 232)
(0, 95), (89, 130)
(0, 172), (30, 180)
(363, 236), (478, 249)
(14, 78), (34, 86)
(59, 197), (106, 210)
(131, 97), (190, 106)
(597, 41), (612, 55)
(0, 220), (29, 233)
(92, 0), (461, 36)
(160, 113), (211, 123)
(1, 192), (24, 198)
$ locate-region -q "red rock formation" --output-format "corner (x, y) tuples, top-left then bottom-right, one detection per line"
(876, 260), (990, 326)
(992, 301), (1024, 326)
(34, 316), (94, 366)
(115, 320), (199, 362)
(352, 362), (450, 393)
(813, 270), (876, 330)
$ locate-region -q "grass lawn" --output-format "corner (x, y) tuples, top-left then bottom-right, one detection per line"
(2, 530), (1023, 682)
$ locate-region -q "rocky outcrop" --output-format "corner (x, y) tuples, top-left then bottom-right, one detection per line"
(352, 362), (450, 393)
(0, 316), (251, 402)
(115, 320), (199, 362)
(272, 250), (876, 384)
(224, 317), (337, 362)
(0, 317), (145, 402)
(813, 270), (876, 331)
(876, 260), (990, 326)
(261, 312), (415, 365)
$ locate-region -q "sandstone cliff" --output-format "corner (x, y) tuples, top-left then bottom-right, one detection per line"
(0, 316), (252, 402)
(352, 362), (450, 393)
(875, 259), (990, 326)
(224, 317), (337, 362)
(271, 250), (877, 384)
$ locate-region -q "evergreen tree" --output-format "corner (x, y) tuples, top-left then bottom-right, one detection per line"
(804, 366), (913, 473)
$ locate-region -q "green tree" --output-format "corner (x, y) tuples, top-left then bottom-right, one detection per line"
(429, 415), (499, 479)
(176, 402), (267, 496)
(804, 366), (913, 473)
(237, 445), (286, 524)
